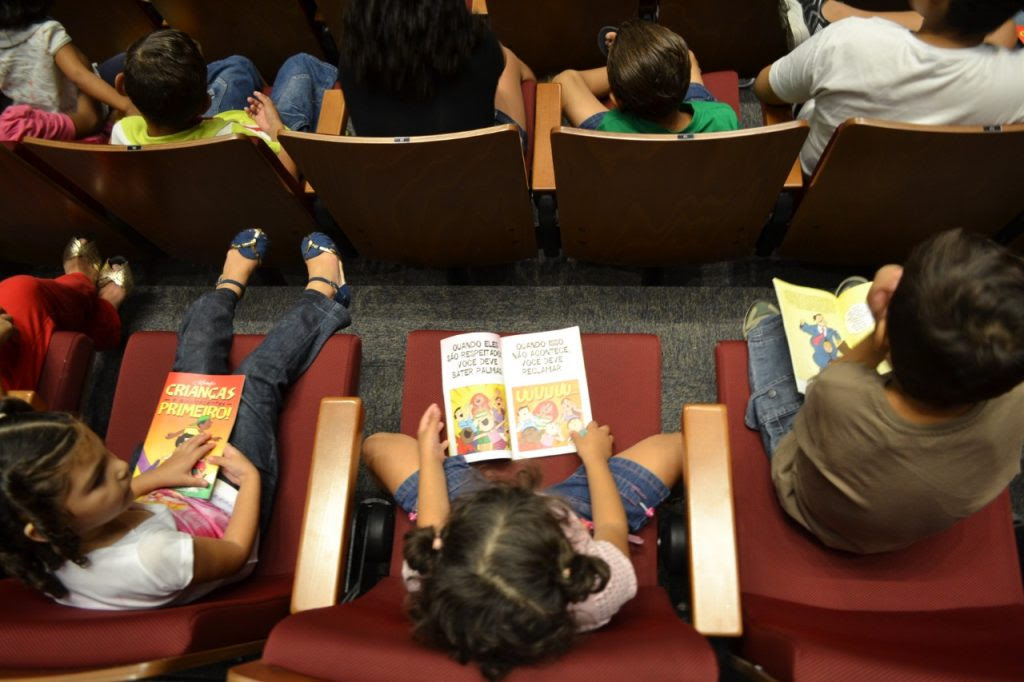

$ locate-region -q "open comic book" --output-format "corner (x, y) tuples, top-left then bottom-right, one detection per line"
(440, 327), (592, 462)
(773, 278), (891, 393)
(132, 372), (245, 500)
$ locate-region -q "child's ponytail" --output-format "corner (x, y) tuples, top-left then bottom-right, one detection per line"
(403, 525), (443, 575)
(561, 552), (611, 604)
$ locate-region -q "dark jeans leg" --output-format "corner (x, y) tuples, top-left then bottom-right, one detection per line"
(230, 290), (352, 532)
(172, 289), (238, 374)
(744, 314), (804, 457)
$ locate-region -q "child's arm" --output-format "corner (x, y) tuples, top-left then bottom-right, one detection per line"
(190, 444), (261, 583)
(245, 91), (300, 180)
(130, 432), (216, 497)
(415, 403), (451, 531)
(571, 422), (629, 556)
(753, 65), (790, 106)
(53, 43), (133, 114)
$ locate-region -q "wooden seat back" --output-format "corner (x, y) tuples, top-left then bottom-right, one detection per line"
(20, 135), (316, 266)
(657, 0), (789, 78)
(1, 142), (145, 263)
(485, 0), (640, 78)
(147, 0), (330, 80)
(51, 0), (158, 61)
(780, 119), (1024, 265)
(550, 121), (808, 265)
(280, 126), (536, 267)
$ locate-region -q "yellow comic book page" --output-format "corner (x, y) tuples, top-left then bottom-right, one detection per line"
(836, 281), (892, 376)
(440, 332), (513, 463)
(135, 372), (245, 499)
(509, 380), (586, 455)
(773, 279), (845, 393)
(446, 384), (512, 462)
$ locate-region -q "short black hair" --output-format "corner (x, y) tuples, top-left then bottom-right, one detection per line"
(887, 229), (1024, 406)
(0, 0), (51, 30)
(944, 0), (1021, 38)
(123, 29), (208, 131)
(607, 20), (691, 123)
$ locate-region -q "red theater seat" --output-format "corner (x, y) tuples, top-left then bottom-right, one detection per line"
(231, 331), (740, 681)
(0, 330), (361, 679)
(715, 340), (1024, 681)
(36, 331), (94, 414)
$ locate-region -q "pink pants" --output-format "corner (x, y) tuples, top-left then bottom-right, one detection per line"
(0, 273), (121, 391)
(0, 104), (76, 143)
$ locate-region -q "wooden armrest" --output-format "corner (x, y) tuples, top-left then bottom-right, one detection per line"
(471, 0), (488, 13)
(682, 404), (741, 636)
(291, 397), (364, 613)
(229, 660), (320, 682)
(7, 390), (46, 411)
(531, 81), (561, 193)
(762, 105), (803, 190)
(315, 89), (347, 137)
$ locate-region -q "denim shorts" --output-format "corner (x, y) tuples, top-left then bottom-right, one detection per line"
(579, 82), (718, 130)
(393, 454), (669, 533)
(494, 108), (529, 152)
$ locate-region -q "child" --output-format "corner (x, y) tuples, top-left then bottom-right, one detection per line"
(743, 229), (1024, 553)
(553, 20), (738, 135)
(0, 0), (133, 141)
(0, 228), (351, 609)
(756, 0), (1024, 174)
(109, 29), (306, 180)
(0, 236), (128, 393)
(363, 404), (682, 678)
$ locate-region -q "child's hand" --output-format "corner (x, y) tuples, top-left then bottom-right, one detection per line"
(156, 432), (216, 489)
(206, 444), (260, 487)
(571, 421), (614, 466)
(245, 91), (285, 139)
(417, 403), (449, 462)
(868, 264), (903, 323)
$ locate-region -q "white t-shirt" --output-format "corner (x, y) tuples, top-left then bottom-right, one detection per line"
(769, 17), (1024, 173)
(0, 20), (76, 112)
(53, 503), (253, 610)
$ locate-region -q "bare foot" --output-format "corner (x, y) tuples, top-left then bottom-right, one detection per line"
(304, 248), (345, 299)
(216, 247), (260, 297)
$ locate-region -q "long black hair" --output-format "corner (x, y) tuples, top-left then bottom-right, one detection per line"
(339, 0), (490, 99)
(0, 0), (52, 30)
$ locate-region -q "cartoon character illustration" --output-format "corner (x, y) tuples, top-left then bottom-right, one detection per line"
(470, 392), (490, 412)
(456, 426), (475, 455)
(540, 420), (562, 448)
(472, 408), (495, 450)
(565, 416), (584, 439)
(516, 405), (535, 432)
(453, 405), (475, 432)
(560, 398), (582, 424)
(800, 313), (843, 369)
(493, 391), (504, 414)
(165, 415), (221, 447)
(532, 400), (559, 428)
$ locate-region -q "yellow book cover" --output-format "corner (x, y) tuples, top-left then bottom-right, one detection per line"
(773, 278), (890, 392)
(133, 372), (245, 499)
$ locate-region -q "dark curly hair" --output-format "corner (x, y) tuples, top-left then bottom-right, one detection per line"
(944, 0), (1021, 38)
(0, 399), (87, 597)
(123, 29), (209, 130)
(888, 229), (1024, 406)
(403, 473), (610, 680)
(339, 0), (490, 99)
(607, 20), (691, 123)
(0, 0), (51, 30)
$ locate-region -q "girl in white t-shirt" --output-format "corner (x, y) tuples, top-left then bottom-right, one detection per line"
(364, 404), (682, 679)
(0, 229), (352, 609)
(0, 0), (133, 141)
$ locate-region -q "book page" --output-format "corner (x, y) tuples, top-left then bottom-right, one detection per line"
(836, 281), (892, 375)
(501, 327), (592, 459)
(440, 332), (512, 463)
(773, 279), (846, 393)
(134, 373), (245, 500)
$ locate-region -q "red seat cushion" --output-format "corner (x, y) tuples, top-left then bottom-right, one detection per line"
(0, 330), (361, 670)
(36, 330), (94, 413)
(714, 340), (1024, 680)
(701, 71), (741, 120)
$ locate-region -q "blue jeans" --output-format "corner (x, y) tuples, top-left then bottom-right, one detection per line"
(172, 288), (352, 532)
(745, 314), (804, 457)
(270, 53), (338, 133)
(205, 55), (264, 116)
(393, 455), (669, 533)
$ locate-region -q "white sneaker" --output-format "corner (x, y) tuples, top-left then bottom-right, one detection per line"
(780, 0), (810, 48)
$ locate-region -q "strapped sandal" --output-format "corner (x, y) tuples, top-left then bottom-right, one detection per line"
(230, 227), (269, 265)
(62, 236), (102, 279)
(302, 232), (351, 306)
(97, 256), (134, 295)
